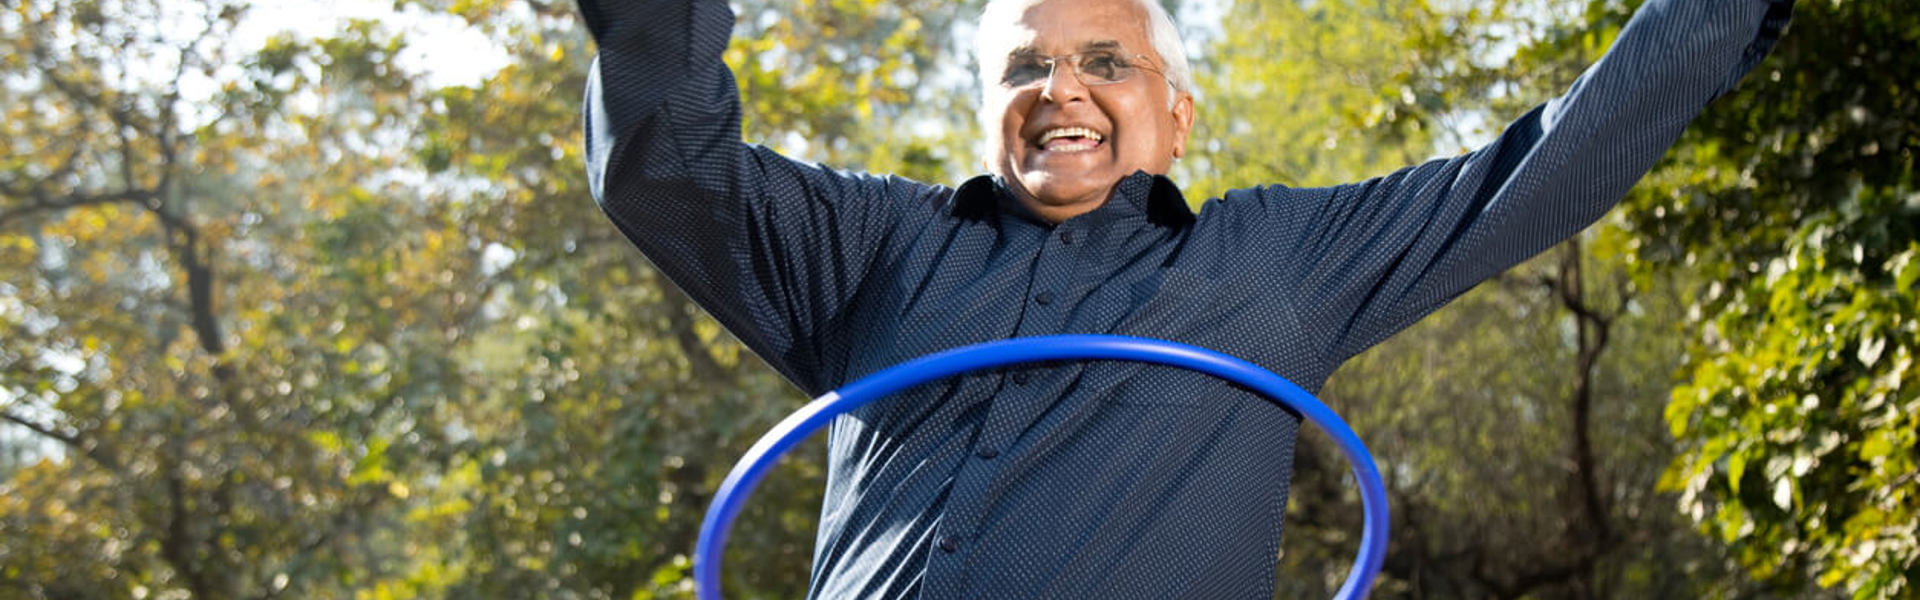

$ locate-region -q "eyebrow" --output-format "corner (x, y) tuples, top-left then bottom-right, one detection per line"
(1006, 39), (1127, 58)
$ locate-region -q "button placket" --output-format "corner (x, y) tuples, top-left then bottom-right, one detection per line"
(948, 231), (1069, 541)
(926, 226), (1061, 595)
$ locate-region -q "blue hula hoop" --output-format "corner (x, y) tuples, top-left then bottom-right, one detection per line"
(694, 334), (1389, 599)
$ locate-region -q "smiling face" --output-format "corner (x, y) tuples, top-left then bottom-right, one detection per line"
(979, 0), (1195, 224)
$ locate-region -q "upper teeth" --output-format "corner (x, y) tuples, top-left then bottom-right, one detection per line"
(1039, 127), (1104, 144)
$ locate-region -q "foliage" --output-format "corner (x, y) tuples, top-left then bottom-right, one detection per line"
(1448, 0), (1919, 596)
(1619, 0), (1919, 596)
(1, 1), (451, 597)
(0, 0), (978, 597)
(1186, 0), (1807, 597)
(1179, 0), (1455, 197)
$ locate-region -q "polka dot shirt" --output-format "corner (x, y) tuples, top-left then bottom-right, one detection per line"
(578, 0), (1792, 596)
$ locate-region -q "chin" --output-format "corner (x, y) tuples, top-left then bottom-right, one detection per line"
(1020, 173), (1113, 205)
(1035, 190), (1100, 208)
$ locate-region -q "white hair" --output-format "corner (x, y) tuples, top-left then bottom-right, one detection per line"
(975, 0), (1194, 107)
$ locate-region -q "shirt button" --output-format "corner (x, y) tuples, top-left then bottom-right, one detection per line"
(936, 535), (959, 553)
(1034, 291), (1055, 305)
(1059, 230), (1075, 245)
(975, 446), (999, 459)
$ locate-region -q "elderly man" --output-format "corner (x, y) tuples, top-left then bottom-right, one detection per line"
(578, 0), (1792, 596)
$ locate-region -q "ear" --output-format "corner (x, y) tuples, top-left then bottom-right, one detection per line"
(1170, 91), (1195, 159)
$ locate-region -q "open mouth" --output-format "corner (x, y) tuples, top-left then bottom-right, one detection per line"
(1035, 126), (1106, 153)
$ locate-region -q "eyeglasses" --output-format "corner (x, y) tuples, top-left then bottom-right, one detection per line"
(999, 50), (1166, 89)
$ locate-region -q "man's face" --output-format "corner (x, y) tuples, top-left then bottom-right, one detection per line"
(980, 0), (1194, 224)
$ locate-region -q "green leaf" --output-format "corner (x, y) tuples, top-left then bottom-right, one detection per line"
(1860, 434), (1894, 461)
(1729, 450), (1748, 494)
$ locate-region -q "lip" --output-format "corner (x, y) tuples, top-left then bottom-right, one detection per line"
(1037, 126), (1104, 144)
(1036, 132), (1113, 158)
(1035, 139), (1104, 154)
(1028, 125), (1109, 156)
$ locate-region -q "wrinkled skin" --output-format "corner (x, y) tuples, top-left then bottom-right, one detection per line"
(979, 0), (1196, 223)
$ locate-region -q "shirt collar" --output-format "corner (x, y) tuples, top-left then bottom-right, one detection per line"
(949, 171), (1195, 229)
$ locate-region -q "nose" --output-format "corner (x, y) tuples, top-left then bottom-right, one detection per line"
(1039, 61), (1089, 104)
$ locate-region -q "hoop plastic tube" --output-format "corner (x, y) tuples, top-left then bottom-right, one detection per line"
(694, 334), (1388, 600)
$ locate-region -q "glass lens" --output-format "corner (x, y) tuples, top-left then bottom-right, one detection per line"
(1000, 52), (1142, 88)
(1003, 56), (1052, 88)
(1076, 51), (1131, 84)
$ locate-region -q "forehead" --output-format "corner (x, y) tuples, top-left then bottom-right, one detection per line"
(983, 0), (1155, 56)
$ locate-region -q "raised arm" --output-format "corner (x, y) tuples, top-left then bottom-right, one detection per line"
(579, 0), (937, 393)
(1244, 0), (1794, 365)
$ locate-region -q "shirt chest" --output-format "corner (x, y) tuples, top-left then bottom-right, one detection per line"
(834, 210), (1314, 403)
(810, 211), (1315, 599)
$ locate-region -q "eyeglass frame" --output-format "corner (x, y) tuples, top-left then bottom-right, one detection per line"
(996, 48), (1171, 91)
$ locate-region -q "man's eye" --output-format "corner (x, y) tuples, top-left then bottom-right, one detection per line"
(1081, 55), (1125, 79)
(1004, 61), (1050, 85)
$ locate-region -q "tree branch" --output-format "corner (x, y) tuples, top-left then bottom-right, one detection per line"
(1, 410), (82, 450)
(1469, 241), (1629, 599)
(0, 409), (123, 472)
(1555, 241), (1615, 547)
(657, 279), (732, 383)
(0, 188), (158, 229)
(160, 455), (220, 600)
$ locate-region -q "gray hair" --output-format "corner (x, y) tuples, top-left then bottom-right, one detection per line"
(975, 0), (1194, 107)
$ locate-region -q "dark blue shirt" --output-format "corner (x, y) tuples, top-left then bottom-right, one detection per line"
(578, 0), (1791, 596)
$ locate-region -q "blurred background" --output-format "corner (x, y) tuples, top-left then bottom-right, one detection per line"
(0, 0), (1913, 598)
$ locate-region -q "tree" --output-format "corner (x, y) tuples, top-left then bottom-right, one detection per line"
(1614, 0), (1917, 596)
(0, 1), (467, 597)
(1188, 0), (1811, 597)
(6, 0), (1906, 598)
(361, 0), (989, 596)
(0, 0), (982, 596)
(1438, 0), (1916, 596)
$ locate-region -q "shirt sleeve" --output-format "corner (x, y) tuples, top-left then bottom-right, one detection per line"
(579, 0), (938, 393)
(1242, 0), (1794, 366)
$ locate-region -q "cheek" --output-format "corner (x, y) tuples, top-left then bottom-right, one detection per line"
(1108, 97), (1167, 150)
(984, 95), (1029, 153)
